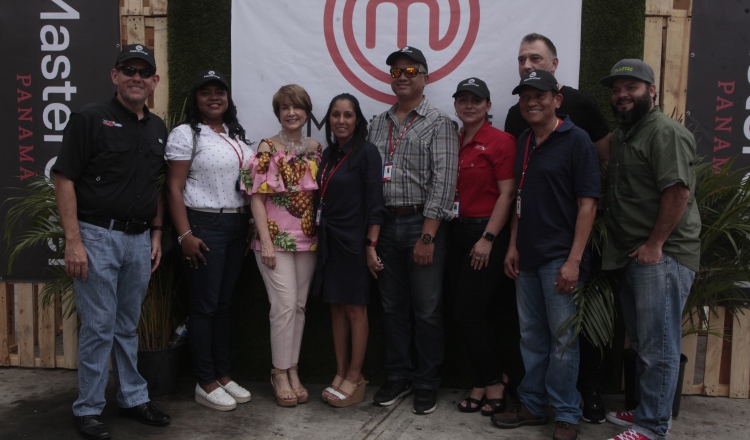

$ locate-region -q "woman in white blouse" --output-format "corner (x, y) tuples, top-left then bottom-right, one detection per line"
(165, 69), (254, 411)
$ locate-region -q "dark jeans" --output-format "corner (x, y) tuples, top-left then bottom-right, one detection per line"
(183, 208), (249, 386)
(448, 220), (508, 388)
(376, 213), (447, 390)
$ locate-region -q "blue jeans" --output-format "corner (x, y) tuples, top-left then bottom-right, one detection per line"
(619, 254), (694, 440)
(184, 209), (249, 385)
(516, 257), (581, 424)
(73, 221), (151, 416)
(376, 214), (447, 390)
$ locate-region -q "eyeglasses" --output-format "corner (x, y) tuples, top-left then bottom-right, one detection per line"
(116, 65), (156, 78)
(390, 67), (426, 78)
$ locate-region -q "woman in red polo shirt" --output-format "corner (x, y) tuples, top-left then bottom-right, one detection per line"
(449, 77), (517, 416)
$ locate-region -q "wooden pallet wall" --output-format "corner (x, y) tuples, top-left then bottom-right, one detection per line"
(643, 0), (692, 121)
(0, 282), (78, 368)
(120, 0), (169, 119)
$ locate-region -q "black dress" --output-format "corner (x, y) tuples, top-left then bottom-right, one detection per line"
(313, 139), (385, 304)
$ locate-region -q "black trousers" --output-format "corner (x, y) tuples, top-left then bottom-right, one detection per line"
(448, 220), (510, 388)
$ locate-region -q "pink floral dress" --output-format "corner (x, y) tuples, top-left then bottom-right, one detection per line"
(241, 139), (322, 252)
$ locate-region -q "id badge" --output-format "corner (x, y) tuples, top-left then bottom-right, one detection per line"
(516, 196), (521, 218)
(315, 206), (322, 226)
(452, 196), (461, 219)
(382, 161), (393, 181)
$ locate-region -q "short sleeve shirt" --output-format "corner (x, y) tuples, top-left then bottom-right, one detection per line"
(457, 121), (516, 217)
(514, 116), (601, 276)
(52, 95), (167, 221)
(602, 107), (701, 272)
(505, 85), (610, 143)
(165, 123), (254, 209)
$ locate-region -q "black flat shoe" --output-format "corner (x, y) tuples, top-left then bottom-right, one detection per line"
(119, 402), (171, 426)
(74, 415), (111, 440)
(457, 394), (485, 413)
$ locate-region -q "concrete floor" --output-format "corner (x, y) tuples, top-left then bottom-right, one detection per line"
(1, 367), (748, 439)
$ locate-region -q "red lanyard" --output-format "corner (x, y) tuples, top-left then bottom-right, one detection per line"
(517, 118), (561, 193)
(319, 148), (352, 201)
(388, 114), (418, 158)
(207, 123), (245, 170)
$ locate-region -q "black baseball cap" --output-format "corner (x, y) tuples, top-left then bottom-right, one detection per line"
(386, 46), (428, 71)
(116, 43), (156, 69)
(453, 77), (490, 100)
(512, 70), (559, 95)
(599, 59), (655, 87)
(192, 69), (229, 89)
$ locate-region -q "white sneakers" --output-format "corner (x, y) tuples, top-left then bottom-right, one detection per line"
(219, 380), (252, 403)
(195, 384), (237, 411)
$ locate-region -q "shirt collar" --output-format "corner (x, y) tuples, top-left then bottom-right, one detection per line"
(460, 120), (492, 147)
(620, 106), (661, 137)
(387, 96), (429, 118)
(111, 93), (151, 121)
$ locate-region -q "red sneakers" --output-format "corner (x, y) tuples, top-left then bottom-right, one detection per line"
(607, 428), (650, 440)
(605, 410), (634, 427)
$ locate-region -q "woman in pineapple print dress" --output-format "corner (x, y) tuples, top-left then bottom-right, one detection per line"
(243, 84), (322, 407)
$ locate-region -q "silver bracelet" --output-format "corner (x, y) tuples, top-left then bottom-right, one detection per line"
(177, 230), (192, 245)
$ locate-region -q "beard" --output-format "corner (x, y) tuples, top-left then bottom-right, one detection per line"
(611, 92), (652, 126)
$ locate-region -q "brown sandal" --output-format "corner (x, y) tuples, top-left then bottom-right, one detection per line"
(327, 377), (368, 408)
(322, 375), (345, 402)
(271, 369), (297, 407)
(288, 365), (309, 404)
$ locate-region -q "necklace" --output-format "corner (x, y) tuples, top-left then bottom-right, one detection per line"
(278, 129), (308, 155)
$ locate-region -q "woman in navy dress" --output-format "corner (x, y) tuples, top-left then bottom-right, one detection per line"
(314, 93), (385, 407)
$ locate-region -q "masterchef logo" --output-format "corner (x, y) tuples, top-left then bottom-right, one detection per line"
(324, 0), (480, 103)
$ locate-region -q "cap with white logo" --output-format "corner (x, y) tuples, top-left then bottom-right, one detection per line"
(116, 43), (156, 69)
(453, 77), (490, 100)
(191, 69), (229, 90)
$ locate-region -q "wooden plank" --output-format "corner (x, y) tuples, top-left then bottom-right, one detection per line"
(673, 0), (691, 11)
(36, 284), (56, 368)
(16, 283), (35, 367)
(729, 311), (750, 398)
(681, 330), (698, 394)
(62, 309), (78, 369)
(0, 283), (10, 366)
(151, 0), (168, 15)
(704, 307), (726, 396)
(662, 13), (691, 123)
(645, 0), (672, 15)
(122, 0), (143, 16)
(153, 16), (169, 119)
(643, 17), (664, 101)
(125, 16), (146, 46)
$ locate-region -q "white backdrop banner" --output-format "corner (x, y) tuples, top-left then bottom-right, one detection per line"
(232, 0), (582, 144)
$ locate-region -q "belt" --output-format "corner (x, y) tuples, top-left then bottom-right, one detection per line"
(189, 207), (246, 214)
(78, 215), (149, 234)
(457, 216), (491, 224)
(386, 204), (424, 217)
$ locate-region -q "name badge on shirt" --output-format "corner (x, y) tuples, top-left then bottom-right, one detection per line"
(516, 196), (522, 218)
(315, 206), (322, 226)
(452, 196), (461, 219)
(382, 161), (393, 181)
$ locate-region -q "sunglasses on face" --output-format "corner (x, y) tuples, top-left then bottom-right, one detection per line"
(390, 67), (426, 78)
(116, 65), (156, 78)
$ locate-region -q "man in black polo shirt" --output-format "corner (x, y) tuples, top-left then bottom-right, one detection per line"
(494, 70), (599, 440)
(504, 33), (611, 423)
(53, 43), (170, 440)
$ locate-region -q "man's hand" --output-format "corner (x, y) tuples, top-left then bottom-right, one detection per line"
(628, 241), (662, 265)
(65, 239), (88, 280)
(555, 259), (580, 293)
(150, 231), (162, 273)
(503, 245), (520, 279)
(413, 240), (434, 265)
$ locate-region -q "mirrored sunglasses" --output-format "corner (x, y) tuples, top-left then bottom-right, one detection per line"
(390, 67), (425, 79)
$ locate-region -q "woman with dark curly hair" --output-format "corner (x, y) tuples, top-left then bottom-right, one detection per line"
(314, 93), (385, 407)
(165, 69), (253, 411)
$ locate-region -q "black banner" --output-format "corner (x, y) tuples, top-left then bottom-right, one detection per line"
(685, 0), (750, 172)
(0, 1), (119, 281)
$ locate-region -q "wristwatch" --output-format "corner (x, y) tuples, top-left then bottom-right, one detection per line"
(482, 231), (496, 242)
(421, 233), (434, 244)
(365, 238), (377, 247)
